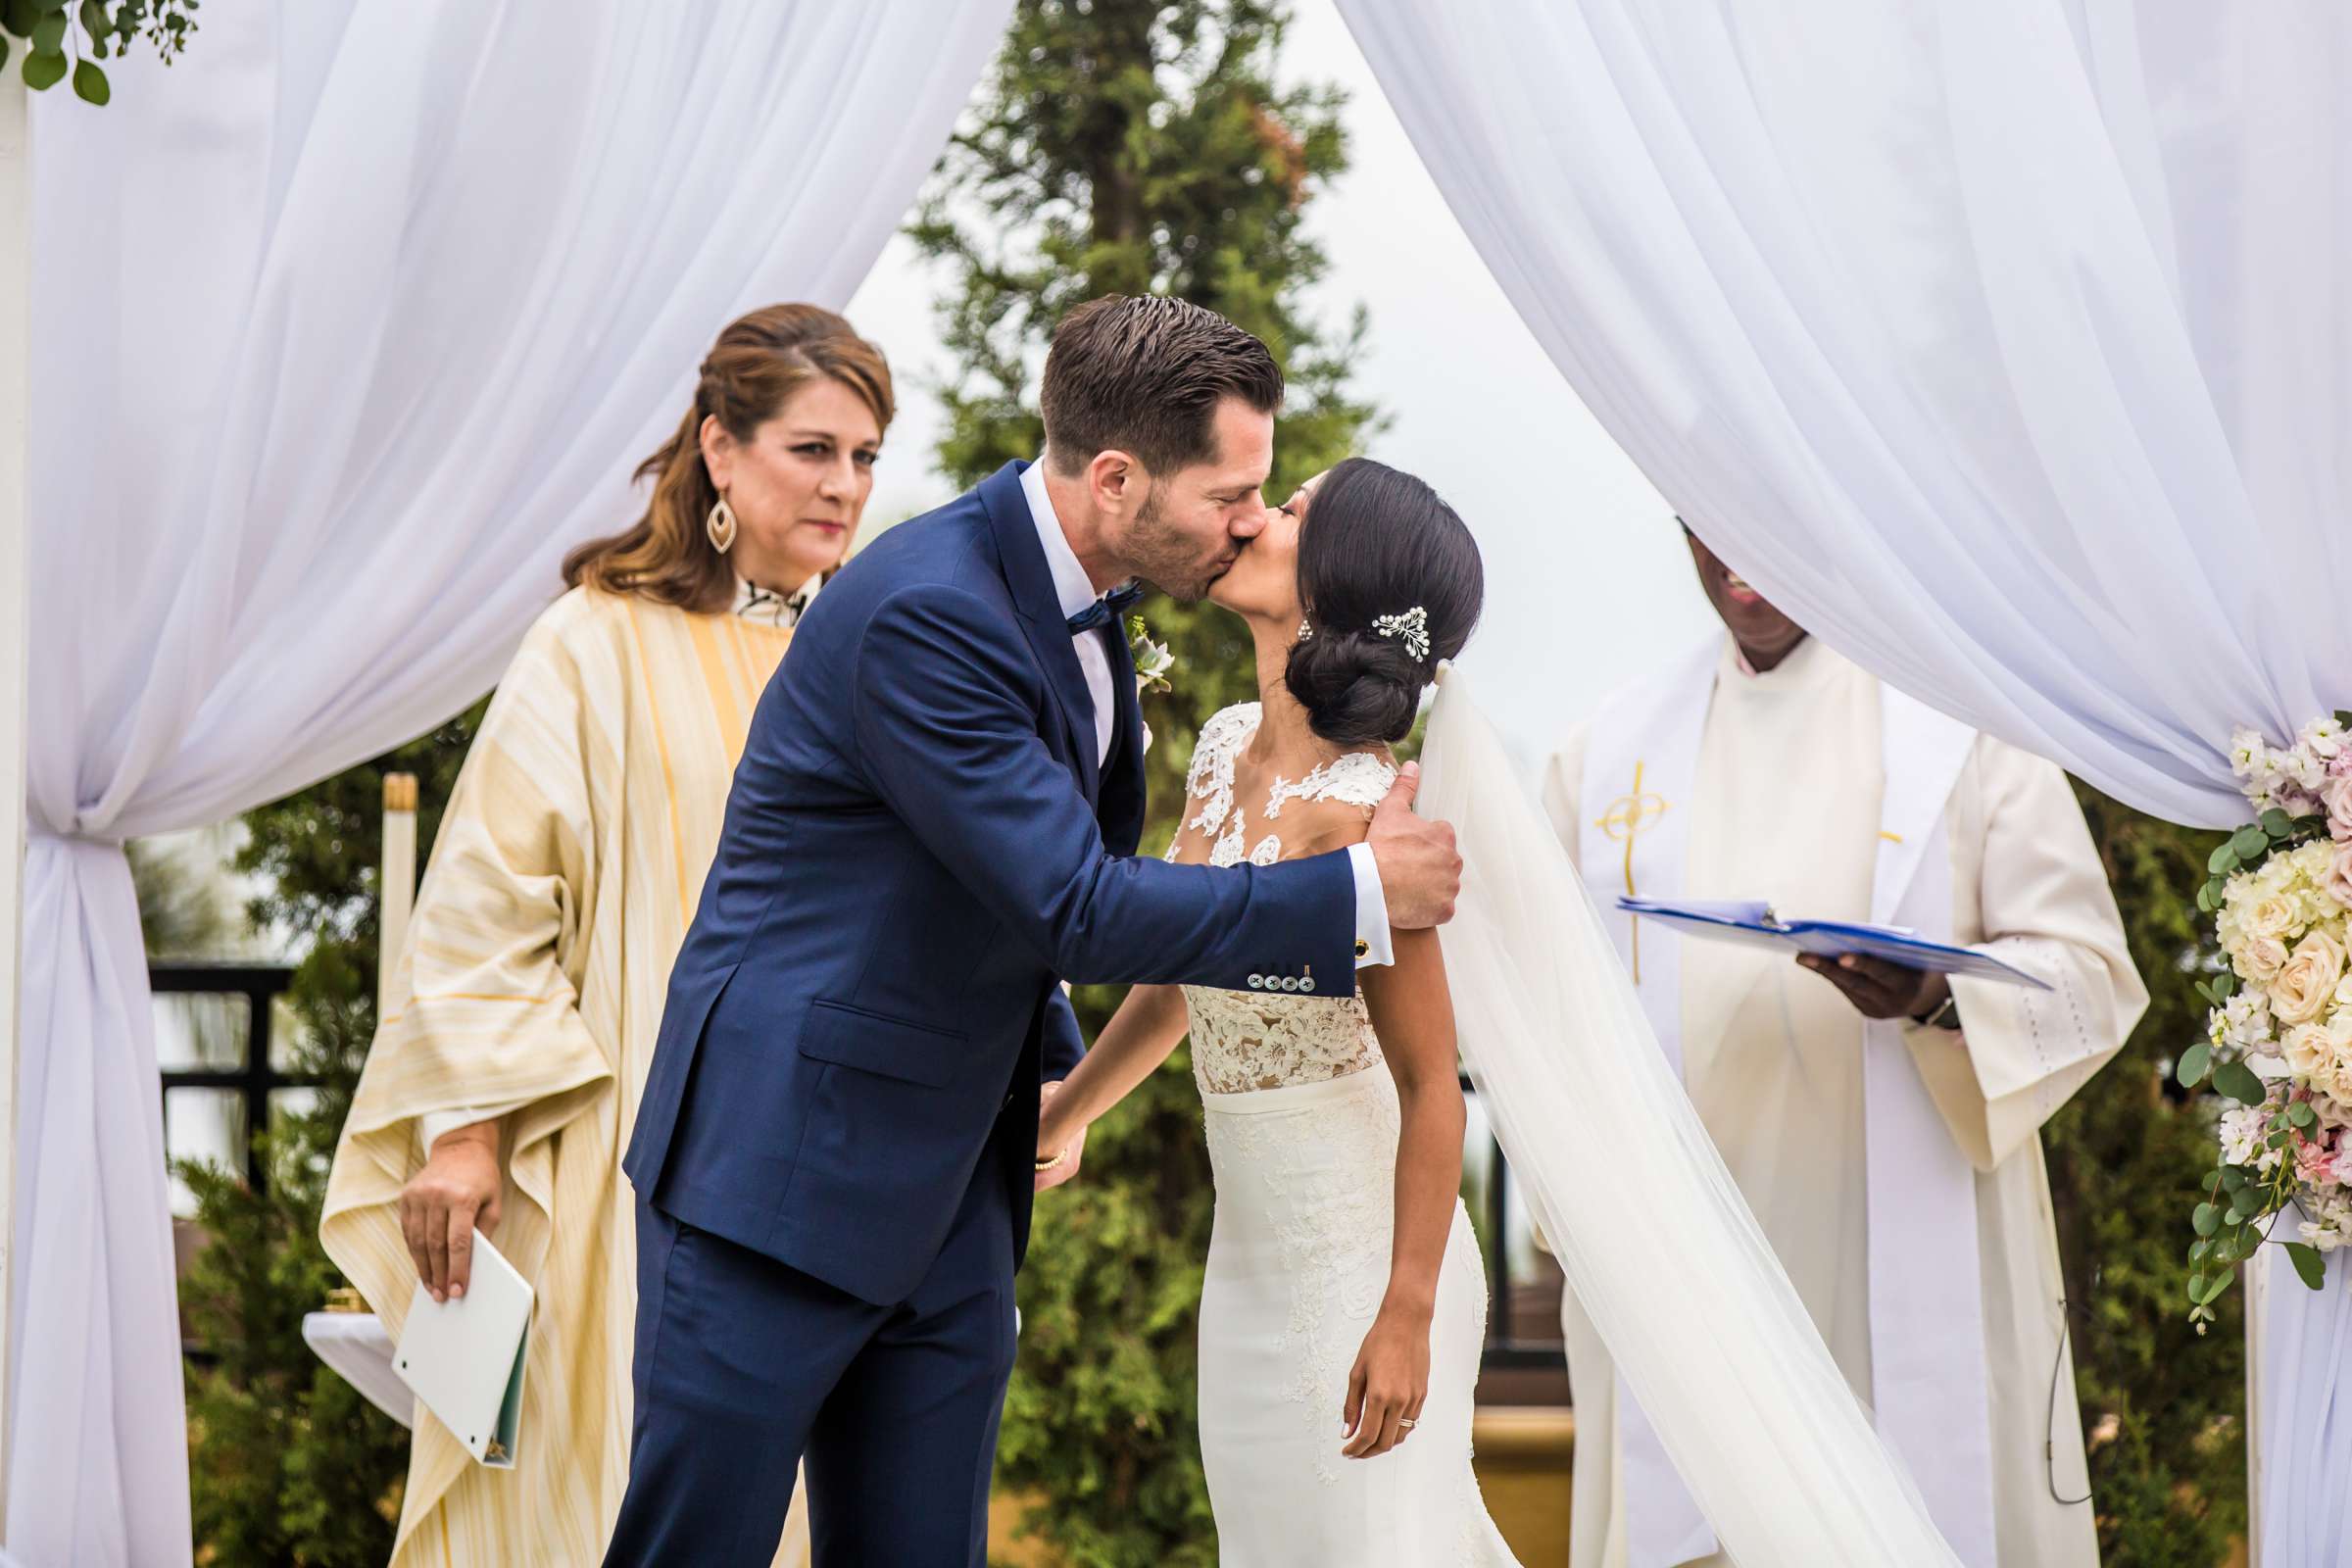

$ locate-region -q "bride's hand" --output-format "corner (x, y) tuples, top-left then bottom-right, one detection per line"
(1341, 1306), (1431, 1458)
(1034, 1080), (1087, 1194)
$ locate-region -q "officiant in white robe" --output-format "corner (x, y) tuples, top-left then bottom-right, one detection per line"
(1540, 529), (2146, 1568)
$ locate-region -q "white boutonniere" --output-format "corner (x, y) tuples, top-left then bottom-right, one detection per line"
(1128, 615), (1175, 698)
(1128, 614), (1173, 757)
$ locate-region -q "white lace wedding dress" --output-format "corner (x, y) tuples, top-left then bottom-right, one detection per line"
(1172, 704), (1518, 1565)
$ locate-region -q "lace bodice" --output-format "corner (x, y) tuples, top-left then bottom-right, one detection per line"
(1171, 704), (1398, 1095)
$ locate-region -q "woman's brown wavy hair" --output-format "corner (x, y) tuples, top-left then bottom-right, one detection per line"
(564, 304), (895, 612)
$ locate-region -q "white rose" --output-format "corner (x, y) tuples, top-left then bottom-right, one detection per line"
(2284, 1021), (2332, 1081)
(2243, 892), (2302, 942)
(2325, 1022), (2352, 1106)
(2294, 863), (2345, 931)
(2241, 936), (2291, 983)
(2275, 928), (2350, 1026)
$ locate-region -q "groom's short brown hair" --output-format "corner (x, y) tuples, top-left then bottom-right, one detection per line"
(1041, 296), (1284, 478)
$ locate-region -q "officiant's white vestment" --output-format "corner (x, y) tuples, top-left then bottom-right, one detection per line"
(1543, 634), (2146, 1568)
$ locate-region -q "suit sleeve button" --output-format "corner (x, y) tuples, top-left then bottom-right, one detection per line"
(1247, 974), (1264, 989)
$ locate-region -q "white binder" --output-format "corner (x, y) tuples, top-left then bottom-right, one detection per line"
(392, 1229), (534, 1468)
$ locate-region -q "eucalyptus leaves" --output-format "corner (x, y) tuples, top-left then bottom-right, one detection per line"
(2179, 711), (2352, 1329)
(3, 0), (198, 105)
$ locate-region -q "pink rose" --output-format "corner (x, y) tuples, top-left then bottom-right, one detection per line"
(2328, 842), (2352, 911)
(2328, 774), (2352, 842)
(2279, 782), (2326, 818)
(2297, 1135), (2337, 1187)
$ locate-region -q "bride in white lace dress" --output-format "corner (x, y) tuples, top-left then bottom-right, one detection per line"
(1038, 460), (1517, 1564)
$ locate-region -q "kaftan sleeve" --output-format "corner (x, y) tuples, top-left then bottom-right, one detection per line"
(321, 603), (617, 1325)
(1904, 736), (2150, 1172)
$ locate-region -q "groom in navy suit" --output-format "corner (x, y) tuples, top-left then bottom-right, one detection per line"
(607, 297), (1462, 1565)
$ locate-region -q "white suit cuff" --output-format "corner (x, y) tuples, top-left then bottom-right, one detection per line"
(1348, 843), (1393, 968)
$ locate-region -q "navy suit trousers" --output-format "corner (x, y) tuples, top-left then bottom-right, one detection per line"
(605, 1149), (1018, 1567)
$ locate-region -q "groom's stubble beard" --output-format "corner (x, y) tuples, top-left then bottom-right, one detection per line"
(1112, 479), (1231, 604)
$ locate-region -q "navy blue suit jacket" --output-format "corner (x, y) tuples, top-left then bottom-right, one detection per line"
(625, 462), (1359, 1305)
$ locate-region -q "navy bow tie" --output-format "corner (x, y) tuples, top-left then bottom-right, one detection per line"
(1066, 581), (1145, 635)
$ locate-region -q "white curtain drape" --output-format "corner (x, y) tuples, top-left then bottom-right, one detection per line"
(17, 3), (1009, 1561)
(1337, 0), (2350, 830)
(2256, 1256), (2352, 1566)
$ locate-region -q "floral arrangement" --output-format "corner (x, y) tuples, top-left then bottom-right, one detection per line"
(2179, 711), (2352, 1329)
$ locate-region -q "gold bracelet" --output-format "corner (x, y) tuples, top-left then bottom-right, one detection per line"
(1035, 1146), (1069, 1174)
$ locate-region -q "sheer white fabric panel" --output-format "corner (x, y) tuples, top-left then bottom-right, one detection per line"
(1337, 0), (2350, 828)
(15, 3), (1009, 1561)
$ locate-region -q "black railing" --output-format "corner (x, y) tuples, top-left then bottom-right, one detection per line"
(149, 969), (1568, 1379)
(153, 961), (307, 1193)
(1463, 1072), (1567, 1371)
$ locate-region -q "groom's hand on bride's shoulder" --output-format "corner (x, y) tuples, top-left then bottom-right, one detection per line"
(1368, 762), (1461, 929)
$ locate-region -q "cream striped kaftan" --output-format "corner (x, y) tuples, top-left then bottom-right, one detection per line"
(322, 583), (809, 1567)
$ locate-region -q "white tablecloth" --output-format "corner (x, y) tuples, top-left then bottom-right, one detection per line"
(302, 1311), (414, 1429)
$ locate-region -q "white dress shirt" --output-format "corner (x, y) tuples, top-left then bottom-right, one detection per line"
(1019, 460), (1392, 968)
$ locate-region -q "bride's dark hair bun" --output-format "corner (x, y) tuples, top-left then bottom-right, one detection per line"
(1283, 458), (1484, 746)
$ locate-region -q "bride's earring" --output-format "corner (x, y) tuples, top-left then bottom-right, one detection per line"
(706, 492), (738, 556)
(1297, 617), (1313, 642)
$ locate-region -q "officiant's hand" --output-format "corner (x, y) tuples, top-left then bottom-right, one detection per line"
(1368, 763), (1461, 929)
(1797, 953), (1950, 1023)
(401, 1122), (504, 1303)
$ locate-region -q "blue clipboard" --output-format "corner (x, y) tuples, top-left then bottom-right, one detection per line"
(1617, 897), (2053, 991)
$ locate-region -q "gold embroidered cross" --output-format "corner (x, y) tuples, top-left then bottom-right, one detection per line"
(1595, 761), (1670, 982)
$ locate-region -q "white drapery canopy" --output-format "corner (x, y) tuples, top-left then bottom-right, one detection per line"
(16, 2), (1009, 1561)
(1338, 0), (2350, 830)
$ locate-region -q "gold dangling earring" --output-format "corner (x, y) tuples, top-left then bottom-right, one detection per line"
(706, 492), (738, 556)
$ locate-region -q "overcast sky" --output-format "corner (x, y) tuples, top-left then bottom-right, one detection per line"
(844, 0), (1719, 769)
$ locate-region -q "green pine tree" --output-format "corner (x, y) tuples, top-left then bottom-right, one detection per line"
(908, 3), (1380, 1560)
(177, 702), (482, 1566)
(2044, 786), (2246, 1566)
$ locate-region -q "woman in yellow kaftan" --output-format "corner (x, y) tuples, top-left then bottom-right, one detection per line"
(322, 304), (895, 1566)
